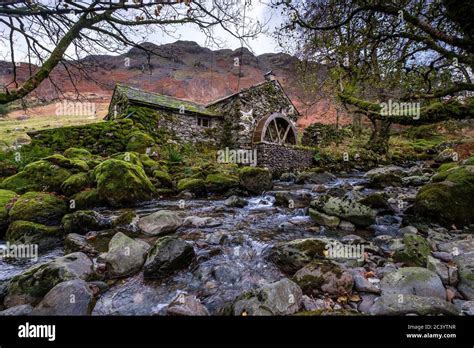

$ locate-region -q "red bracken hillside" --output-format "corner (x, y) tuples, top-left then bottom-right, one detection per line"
(0, 41), (348, 127)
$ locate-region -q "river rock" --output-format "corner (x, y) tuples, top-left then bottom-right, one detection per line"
(275, 190), (313, 209)
(380, 267), (446, 300)
(364, 166), (406, 188)
(4, 252), (94, 307)
(350, 269), (381, 294)
(453, 252), (474, 300)
(0, 304), (34, 316)
(238, 167), (273, 195)
(338, 220), (356, 233)
(402, 175), (430, 186)
(224, 195), (247, 208)
(310, 196), (376, 227)
(280, 172), (297, 182)
(104, 232), (150, 278)
(31, 279), (94, 315)
(308, 208), (340, 228)
(296, 170), (336, 185)
(268, 238), (327, 275)
(8, 192), (67, 226)
(293, 259), (354, 297)
(166, 294), (209, 316)
(143, 235), (195, 279)
(369, 294), (458, 315)
(393, 233), (431, 267)
(138, 210), (183, 236)
(426, 255), (457, 285)
(231, 278), (302, 315)
(0, 189), (16, 237)
(6, 220), (62, 251)
(61, 210), (112, 235)
(438, 238), (474, 255)
(183, 216), (221, 228)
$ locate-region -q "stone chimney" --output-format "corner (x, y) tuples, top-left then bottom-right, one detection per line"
(264, 70), (276, 81)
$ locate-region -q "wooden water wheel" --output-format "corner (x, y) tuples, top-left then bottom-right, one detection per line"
(252, 113), (297, 145)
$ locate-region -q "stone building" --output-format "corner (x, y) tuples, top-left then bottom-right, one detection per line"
(106, 72), (314, 171)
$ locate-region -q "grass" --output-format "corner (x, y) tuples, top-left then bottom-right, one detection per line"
(0, 114), (101, 149)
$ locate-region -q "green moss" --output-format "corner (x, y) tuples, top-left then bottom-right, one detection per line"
(126, 131), (158, 154)
(6, 220), (62, 249)
(71, 188), (104, 209)
(0, 160), (71, 194)
(111, 152), (142, 167)
(177, 178), (207, 195)
(0, 189), (17, 236)
(438, 162), (457, 172)
(138, 153), (159, 175)
(61, 210), (111, 235)
(112, 209), (136, 227)
(205, 173), (239, 193)
(393, 233), (431, 267)
(63, 147), (94, 160)
(60, 172), (93, 196)
(9, 192), (67, 226)
(238, 166), (272, 195)
(464, 157), (474, 165)
(153, 169), (173, 188)
(93, 159), (156, 207)
(43, 154), (89, 173)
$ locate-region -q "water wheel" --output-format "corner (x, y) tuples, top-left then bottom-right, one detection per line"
(252, 113), (297, 145)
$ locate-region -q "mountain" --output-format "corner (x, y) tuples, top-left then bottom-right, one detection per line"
(0, 41), (348, 127)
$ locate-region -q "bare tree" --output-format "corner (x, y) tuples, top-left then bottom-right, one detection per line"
(0, 0), (262, 104)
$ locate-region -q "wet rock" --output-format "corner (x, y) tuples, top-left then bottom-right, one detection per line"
(308, 208), (340, 228)
(183, 216), (221, 228)
(275, 190), (312, 209)
(93, 158), (156, 207)
(296, 169), (336, 185)
(9, 192), (67, 226)
(393, 233), (431, 267)
(224, 195), (247, 208)
(138, 210), (183, 236)
(453, 252), (474, 300)
(31, 279), (94, 315)
(6, 220), (62, 251)
(61, 210), (112, 235)
(205, 173), (239, 194)
(458, 300), (474, 316)
(432, 251), (453, 262)
(301, 295), (328, 311)
(0, 304), (33, 316)
(398, 226), (418, 235)
(373, 235), (404, 255)
(166, 294), (209, 316)
(402, 176), (430, 186)
(268, 238), (327, 275)
(310, 196), (376, 227)
(231, 278), (302, 316)
(238, 167), (273, 195)
(280, 172), (297, 183)
(369, 294), (458, 315)
(143, 235), (195, 279)
(435, 148), (458, 163)
(364, 166), (406, 188)
(104, 232), (150, 278)
(212, 265), (240, 284)
(339, 220), (356, 233)
(381, 267), (446, 300)
(4, 252), (94, 307)
(350, 269), (381, 294)
(293, 259), (354, 297)
(358, 294), (378, 313)
(427, 255), (458, 285)
(438, 238), (474, 255)
(177, 178), (207, 196)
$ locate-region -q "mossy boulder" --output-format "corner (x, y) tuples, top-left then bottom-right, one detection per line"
(60, 172), (93, 196)
(205, 173), (239, 193)
(393, 233), (431, 267)
(139, 154), (159, 175)
(0, 189), (17, 236)
(364, 166), (405, 188)
(238, 166), (272, 195)
(61, 210), (112, 235)
(9, 192), (67, 226)
(6, 220), (62, 251)
(4, 252), (94, 307)
(413, 165), (474, 227)
(126, 131), (159, 154)
(359, 193), (391, 211)
(268, 238), (327, 275)
(71, 189), (104, 209)
(43, 154), (89, 173)
(177, 178), (207, 196)
(152, 170), (173, 188)
(310, 196), (376, 227)
(64, 147), (94, 161)
(0, 160), (71, 194)
(111, 152), (142, 167)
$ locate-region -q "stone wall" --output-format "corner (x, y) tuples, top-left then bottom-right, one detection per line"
(255, 143), (314, 173)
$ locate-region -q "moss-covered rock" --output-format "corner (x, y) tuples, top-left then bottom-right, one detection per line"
(63, 147), (94, 160)
(359, 193), (391, 211)
(70, 189), (104, 209)
(0, 189), (17, 236)
(93, 159), (156, 207)
(43, 154), (89, 173)
(9, 192), (67, 226)
(139, 153), (159, 175)
(61, 210), (112, 235)
(0, 160), (71, 194)
(205, 173), (239, 193)
(310, 196), (376, 227)
(60, 172), (93, 196)
(152, 169), (173, 188)
(177, 178), (207, 196)
(238, 166), (272, 195)
(6, 220), (62, 251)
(393, 233), (431, 267)
(413, 164), (474, 227)
(126, 131), (159, 154)
(111, 152), (142, 167)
